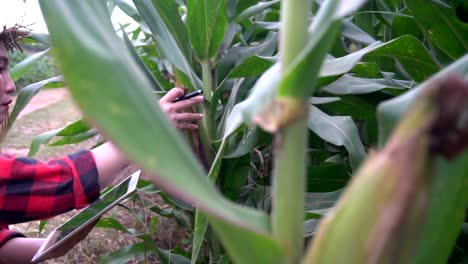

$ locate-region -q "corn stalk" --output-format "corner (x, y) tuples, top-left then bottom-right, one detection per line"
(270, 0), (310, 262)
(304, 75), (468, 264)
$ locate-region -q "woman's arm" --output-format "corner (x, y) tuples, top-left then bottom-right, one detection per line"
(0, 237), (44, 264)
(0, 88), (204, 226)
(0, 88), (204, 262)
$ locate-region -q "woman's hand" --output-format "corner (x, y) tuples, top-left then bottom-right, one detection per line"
(159, 88), (204, 130)
(92, 88), (204, 189)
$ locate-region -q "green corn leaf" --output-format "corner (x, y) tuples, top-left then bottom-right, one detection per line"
(377, 54), (468, 147)
(28, 32), (51, 45)
(96, 217), (129, 233)
(404, 0), (468, 60)
(335, 0), (368, 18)
(151, 0), (191, 60)
(318, 95), (375, 120)
(224, 63), (281, 139)
(157, 248), (191, 264)
(276, 0), (342, 98)
(56, 119), (90, 136)
(191, 139), (231, 263)
(392, 16), (424, 40)
(320, 35), (440, 83)
(100, 242), (154, 264)
(27, 119), (87, 157)
(10, 48), (51, 82)
(237, 0), (261, 14)
(223, 36), (439, 141)
(342, 19), (376, 45)
(120, 26), (162, 91)
(413, 151), (468, 263)
(323, 75), (412, 95)
(132, 0), (202, 90)
(220, 154), (251, 200)
(113, 0), (145, 24)
(8, 76), (64, 128)
(191, 212), (209, 264)
(306, 164), (349, 192)
(227, 56), (275, 79)
(208, 217), (285, 264)
(234, 0), (280, 21)
(39, 0), (270, 231)
(217, 32), (278, 81)
(27, 128), (62, 157)
(48, 129), (98, 147)
(195, 59), (277, 264)
(39, 2), (285, 263)
(308, 106), (366, 170)
(187, 0), (228, 61)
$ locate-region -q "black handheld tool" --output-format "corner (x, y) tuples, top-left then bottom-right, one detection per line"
(173, 89), (204, 103)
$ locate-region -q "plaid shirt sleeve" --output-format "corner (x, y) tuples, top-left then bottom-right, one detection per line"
(0, 150), (100, 227)
(0, 225), (25, 247)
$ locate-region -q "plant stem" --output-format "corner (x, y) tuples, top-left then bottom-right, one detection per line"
(201, 60), (213, 101)
(198, 60), (215, 165)
(201, 60), (214, 135)
(279, 0), (310, 70)
(272, 119), (308, 263)
(272, 0), (310, 263)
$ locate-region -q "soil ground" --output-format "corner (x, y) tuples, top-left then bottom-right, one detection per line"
(3, 89), (187, 263)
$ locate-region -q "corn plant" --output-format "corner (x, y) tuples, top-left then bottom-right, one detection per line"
(8, 0), (467, 262)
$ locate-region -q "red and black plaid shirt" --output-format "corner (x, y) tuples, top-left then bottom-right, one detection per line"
(0, 150), (100, 247)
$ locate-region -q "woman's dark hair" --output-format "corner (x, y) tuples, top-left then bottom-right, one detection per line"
(0, 24), (30, 52)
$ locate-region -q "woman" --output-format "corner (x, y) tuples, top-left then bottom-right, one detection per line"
(0, 25), (204, 263)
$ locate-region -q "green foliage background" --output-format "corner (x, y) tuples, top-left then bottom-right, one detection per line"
(9, 47), (59, 91)
(6, 0), (468, 263)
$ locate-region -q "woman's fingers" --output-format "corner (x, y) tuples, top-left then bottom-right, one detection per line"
(172, 113), (203, 123)
(176, 123), (199, 130)
(158, 88), (204, 131)
(171, 96), (204, 111)
(160, 88), (185, 103)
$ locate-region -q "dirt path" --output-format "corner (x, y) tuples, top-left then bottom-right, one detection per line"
(14, 88), (72, 119)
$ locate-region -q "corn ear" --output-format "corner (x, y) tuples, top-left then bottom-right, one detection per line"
(303, 75), (468, 264)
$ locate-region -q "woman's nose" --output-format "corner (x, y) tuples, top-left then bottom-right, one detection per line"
(4, 74), (16, 94)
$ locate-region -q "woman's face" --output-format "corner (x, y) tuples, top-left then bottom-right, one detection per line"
(0, 43), (16, 123)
